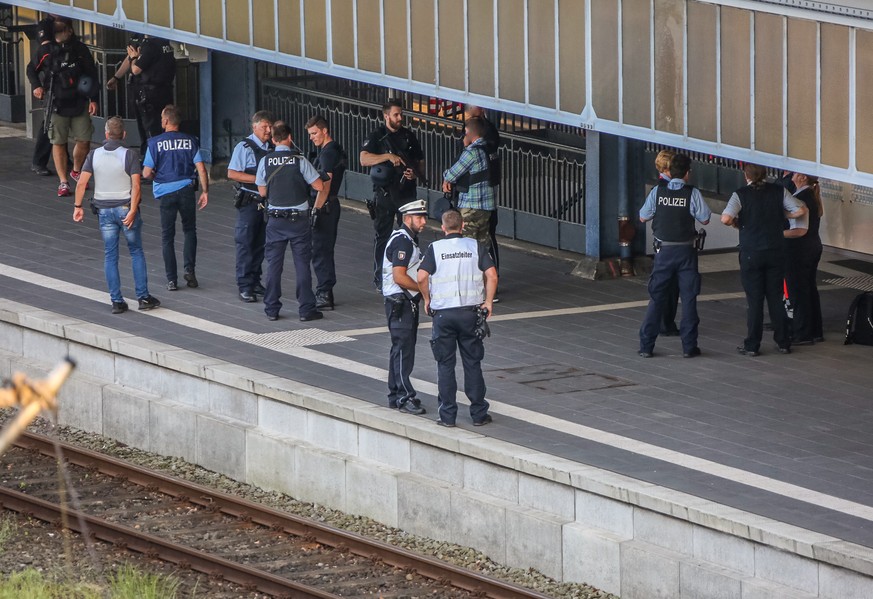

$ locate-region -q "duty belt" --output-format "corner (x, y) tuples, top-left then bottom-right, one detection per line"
(267, 208), (303, 219)
(657, 239), (695, 246)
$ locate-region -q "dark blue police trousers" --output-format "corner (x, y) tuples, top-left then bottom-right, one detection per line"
(158, 186), (197, 284)
(235, 199), (266, 293)
(430, 307), (489, 424)
(385, 296), (419, 407)
(263, 215), (316, 318)
(639, 244), (701, 354)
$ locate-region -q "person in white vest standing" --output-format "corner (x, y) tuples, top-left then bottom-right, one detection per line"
(73, 116), (160, 314)
(418, 209), (497, 427)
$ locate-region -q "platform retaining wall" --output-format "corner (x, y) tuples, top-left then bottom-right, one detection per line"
(1, 300), (872, 599)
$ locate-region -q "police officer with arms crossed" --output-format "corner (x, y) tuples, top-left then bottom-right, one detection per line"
(256, 121), (329, 322)
(638, 154), (711, 359)
(720, 163), (807, 356)
(228, 111), (274, 302)
(72, 116), (161, 314)
(306, 115), (347, 310)
(382, 200), (429, 416)
(107, 34), (176, 160)
(418, 210), (497, 427)
(142, 105), (209, 291)
(360, 99), (425, 290)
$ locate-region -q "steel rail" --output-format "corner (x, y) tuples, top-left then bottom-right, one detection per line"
(13, 431), (553, 599)
(0, 485), (339, 599)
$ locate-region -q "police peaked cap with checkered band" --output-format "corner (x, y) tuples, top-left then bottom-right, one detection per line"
(398, 199), (428, 216)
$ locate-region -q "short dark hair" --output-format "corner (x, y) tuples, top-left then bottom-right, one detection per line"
(465, 118), (485, 139)
(272, 121), (292, 143)
(382, 99), (403, 114)
(668, 154), (692, 179)
(305, 115), (329, 130)
(162, 105), (182, 126)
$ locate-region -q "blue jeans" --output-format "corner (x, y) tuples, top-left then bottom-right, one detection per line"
(98, 205), (149, 303)
(158, 186), (197, 283)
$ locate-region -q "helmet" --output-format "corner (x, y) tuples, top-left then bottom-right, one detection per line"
(369, 162), (396, 187)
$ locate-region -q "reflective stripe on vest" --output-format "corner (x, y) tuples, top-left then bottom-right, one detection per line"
(382, 228), (421, 298)
(429, 237), (483, 310)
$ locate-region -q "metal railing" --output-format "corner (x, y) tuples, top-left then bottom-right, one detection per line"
(0, 8), (22, 97)
(259, 79), (587, 237)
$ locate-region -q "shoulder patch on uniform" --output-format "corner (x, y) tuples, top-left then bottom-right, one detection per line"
(397, 250), (406, 261)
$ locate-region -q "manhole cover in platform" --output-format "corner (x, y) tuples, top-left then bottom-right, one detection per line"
(823, 275), (873, 292)
(489, 364), (635, 393)
(233, 329), (355, 349)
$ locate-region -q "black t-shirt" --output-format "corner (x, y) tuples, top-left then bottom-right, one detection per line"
(386, 229), (417, 268)
(362, 125), (423, 198)
(133, 37), (176, 87)
(313, 140), (347, 197)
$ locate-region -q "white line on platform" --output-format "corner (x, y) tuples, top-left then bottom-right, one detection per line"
(3, 263), (871, 523)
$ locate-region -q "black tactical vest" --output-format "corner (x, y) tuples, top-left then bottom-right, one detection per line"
(263, 151), (310, 208)
(736, 183), (786, 252)
(241, 138), (273, 194)
(652, 183), (696, 242)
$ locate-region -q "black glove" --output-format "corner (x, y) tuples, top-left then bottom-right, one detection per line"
(310, 207), (320, 230)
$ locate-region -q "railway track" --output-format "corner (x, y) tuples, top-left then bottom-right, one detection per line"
(0, 431), (553, 599)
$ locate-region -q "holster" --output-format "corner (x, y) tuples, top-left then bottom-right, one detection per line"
(387, 293), (406, 320)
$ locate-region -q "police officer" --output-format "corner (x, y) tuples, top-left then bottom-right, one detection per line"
(382, 200), (429, 415)
(256, 121), (328, 322)
(653, 149), (680, 336)
(306, 115), (347, 310)
(228, 111), (274, 302)
(638, 154), (711, 359)
(25, 16), (57, 176)
(37, 19), (99, 198)
(360, 99), (425, 290)
(107, 34), (176, 159)
(418, 210), (497, 427)
(142, 105), (209, 291)
(721, 163), (807, 356)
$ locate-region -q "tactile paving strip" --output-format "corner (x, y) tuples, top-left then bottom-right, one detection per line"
(823, 275), (873, 292)
(232, 329), (355, 348)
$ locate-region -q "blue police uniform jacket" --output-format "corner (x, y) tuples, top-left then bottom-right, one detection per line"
(146, 131), (199, 185)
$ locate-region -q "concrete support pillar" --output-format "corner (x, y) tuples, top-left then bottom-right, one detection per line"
(576, 131), (646, 278)
(198, 50), (213, 164)
(209, 52), (258, 163)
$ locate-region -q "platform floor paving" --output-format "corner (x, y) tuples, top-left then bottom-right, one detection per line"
(2, 131), (873, 550)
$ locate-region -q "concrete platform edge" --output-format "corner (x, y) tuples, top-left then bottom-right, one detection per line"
(2, 299), (872, 598)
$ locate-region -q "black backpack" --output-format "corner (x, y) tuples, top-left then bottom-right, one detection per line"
(845, 292), (873, 346)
